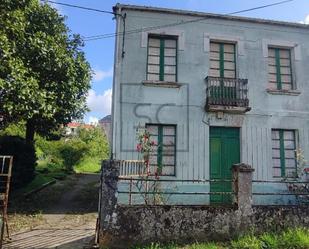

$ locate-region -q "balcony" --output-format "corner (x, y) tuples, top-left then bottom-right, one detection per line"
(205, 76), (251, 114)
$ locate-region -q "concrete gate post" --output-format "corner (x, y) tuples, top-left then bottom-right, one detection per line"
(232, 163), (255, 215)
(99, 160), (119, 246)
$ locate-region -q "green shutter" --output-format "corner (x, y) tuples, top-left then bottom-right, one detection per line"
(279, 130), (286, 177)
(157, 126), (163, 172)
(219, 43), (224, 78)
(159, 38), (165, 81)
(275, 48), (282, 90)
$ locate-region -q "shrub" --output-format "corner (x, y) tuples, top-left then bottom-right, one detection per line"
(0, 135), (36, 189)
(278, 228), (309, 249)
(259, 233), (278, 249)
(58, 139), (88, 172)
(230, 235), (262, 249)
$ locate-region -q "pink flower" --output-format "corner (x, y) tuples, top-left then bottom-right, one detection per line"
(304, 168), (309, 173)
(136, 143), (142, 152)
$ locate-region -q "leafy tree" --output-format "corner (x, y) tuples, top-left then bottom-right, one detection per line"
(0, 0), (91, 143)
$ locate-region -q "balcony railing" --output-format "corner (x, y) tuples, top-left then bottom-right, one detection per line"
(205, 76), (250, 113)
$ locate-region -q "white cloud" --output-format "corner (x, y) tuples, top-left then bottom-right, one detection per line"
(87, 88), (112, 116)
(300, 15), (309, 24)
(88, 116), (99, 126)
(304, 15), (309, 24)
(92, 68), (113, 82)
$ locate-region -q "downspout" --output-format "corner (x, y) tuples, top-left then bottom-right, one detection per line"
(110, 6), (125, 160)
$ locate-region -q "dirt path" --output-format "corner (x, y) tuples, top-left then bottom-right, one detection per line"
(4, 173), (100, 249)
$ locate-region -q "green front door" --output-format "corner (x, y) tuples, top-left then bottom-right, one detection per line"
(210, 127), (240, 204)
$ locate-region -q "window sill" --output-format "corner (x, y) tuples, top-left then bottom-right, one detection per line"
(142, 80), (183, 88)
(266, 89), (301, 96)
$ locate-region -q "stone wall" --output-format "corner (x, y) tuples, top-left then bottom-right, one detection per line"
(99, 205), (309, 248)
(98, 160), (309, 248)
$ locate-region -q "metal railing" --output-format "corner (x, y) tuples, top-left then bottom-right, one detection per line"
(205, 76), (249, 108)
(117, 160), (146, 177)
(252, 179), (309, 206)
(117, 177), (234, 205)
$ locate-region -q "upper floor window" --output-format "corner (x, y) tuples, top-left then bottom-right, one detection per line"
(271, 129), (296, 178)
(147, 36), (177, 82)
(146, 124), (176, 176)
(209, 42), (236, 79)
(268, 47), (293, 90)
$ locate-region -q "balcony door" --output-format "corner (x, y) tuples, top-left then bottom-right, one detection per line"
(209, 127), (240, 204)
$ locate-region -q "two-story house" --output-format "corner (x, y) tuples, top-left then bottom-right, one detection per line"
(111, 4), (309, 205)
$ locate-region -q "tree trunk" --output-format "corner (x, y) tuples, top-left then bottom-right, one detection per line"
(26, 119), (35, 144)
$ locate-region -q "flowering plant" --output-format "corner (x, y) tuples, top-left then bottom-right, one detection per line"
(136, 129), (155, 161)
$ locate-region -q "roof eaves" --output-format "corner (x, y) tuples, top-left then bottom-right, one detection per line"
(113, 3), (309, 30)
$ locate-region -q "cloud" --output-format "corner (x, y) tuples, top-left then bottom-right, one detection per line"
(304, 15), (309, 24)
(92, 68), (113, 82)
(88, 116), (99, 125)
(300, 14), (309, 24)
(87, 88), (112, 116)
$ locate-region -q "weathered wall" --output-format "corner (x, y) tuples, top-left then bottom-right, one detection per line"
(112, 6), (309, 185)
(100, 205), (309, 248)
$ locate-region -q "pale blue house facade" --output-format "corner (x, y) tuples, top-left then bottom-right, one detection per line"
(111, 4), (309, 205)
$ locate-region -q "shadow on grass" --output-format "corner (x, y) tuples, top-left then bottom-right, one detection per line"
(8, 173), (100, 215)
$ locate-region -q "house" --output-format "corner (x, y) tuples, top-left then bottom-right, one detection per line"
(64, 122), (94, 136)
(98, 115), (112, 144)
(111, 4), (309, 205)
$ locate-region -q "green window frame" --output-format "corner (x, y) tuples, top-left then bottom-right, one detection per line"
(209, 42), (236, 79)
(146, 124), (176, 176)
(271, 129), (297, 178)
(268, 47), (293, 90)
(147, 36), (177, 82)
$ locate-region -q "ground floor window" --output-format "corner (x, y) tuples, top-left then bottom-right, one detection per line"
(146, 124), (176, 176)
(271, 129), (297, 178)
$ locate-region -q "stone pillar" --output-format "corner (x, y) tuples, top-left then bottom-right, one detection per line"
(232, 163), (255, 215)
(99, 160), (119, 246)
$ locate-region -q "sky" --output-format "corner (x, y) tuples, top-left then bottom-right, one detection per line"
(49, 0), (309, 124)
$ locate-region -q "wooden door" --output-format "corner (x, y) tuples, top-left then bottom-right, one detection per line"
(210, 127), (240, 204)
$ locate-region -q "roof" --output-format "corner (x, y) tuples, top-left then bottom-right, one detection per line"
(66, 122), (94, 129)
(113, 3), (309, 30)
(99, 115), (112, 123)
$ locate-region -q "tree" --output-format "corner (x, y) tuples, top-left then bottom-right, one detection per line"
(0, 0), (91, 143)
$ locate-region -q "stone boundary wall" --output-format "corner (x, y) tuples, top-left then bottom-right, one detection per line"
(99, 205), (309, 248)
(99, 160), (309, 248)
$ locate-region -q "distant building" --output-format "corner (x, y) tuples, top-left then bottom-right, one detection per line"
(99, 115), (112, 144)
(65, 122), (94, 136)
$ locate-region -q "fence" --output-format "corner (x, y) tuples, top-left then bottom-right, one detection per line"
(0, 155), (13, 249)
(115, 160), (309, 206)
(117, 160), (145, 176)
(118, 177), (235, 205)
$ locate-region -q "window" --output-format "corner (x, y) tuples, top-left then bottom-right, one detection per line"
(271, 130), (296, 178)
(209, 42), (236, 78)
(268, 47), (293, 90)
(146, 124), (176, 176)
(147, 36), (177, 82)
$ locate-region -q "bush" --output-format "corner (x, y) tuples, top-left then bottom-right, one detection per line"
(58, 139), (88, 172)
(0, 135), (36, 189)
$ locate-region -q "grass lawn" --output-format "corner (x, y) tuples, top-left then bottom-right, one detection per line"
(134, 228), (309, 249)
(73, 156), (101, 173)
